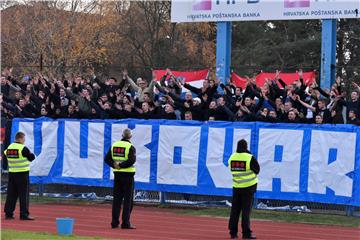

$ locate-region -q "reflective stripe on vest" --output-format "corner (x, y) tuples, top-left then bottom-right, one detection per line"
(232, 172), (254, 178)
(4, 143), (30, 173)
(228, 152), (258, 188)
(233, 176), (258, 184)
(111, 140), (135, 173)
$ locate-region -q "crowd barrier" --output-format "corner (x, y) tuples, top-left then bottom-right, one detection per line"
(8, 117), (360, 208)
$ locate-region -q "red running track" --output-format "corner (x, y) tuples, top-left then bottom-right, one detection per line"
(1, 203), (359, 240)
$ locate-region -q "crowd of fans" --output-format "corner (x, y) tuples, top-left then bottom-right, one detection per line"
(1, 67), (360, 125)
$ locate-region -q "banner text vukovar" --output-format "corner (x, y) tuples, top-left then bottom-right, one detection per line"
(10, 118), (360, 206)
(171, 0), (360, 23)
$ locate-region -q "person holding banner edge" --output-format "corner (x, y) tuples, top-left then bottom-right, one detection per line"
(228, 139), (260, 239)
(3, 131), (36, 220)
(105, 128), (137, 230)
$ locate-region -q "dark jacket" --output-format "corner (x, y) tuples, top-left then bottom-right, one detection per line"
(183, 83), (218, 100)
(348, 118), (360, 125)
(340, 99), (360, 116)
(314, 108), (332, 124)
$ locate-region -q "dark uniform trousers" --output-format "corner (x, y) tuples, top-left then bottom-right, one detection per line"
(4, 171), (30, 218)
(112, 172), (134, 228)
(228, 184), (257, 237)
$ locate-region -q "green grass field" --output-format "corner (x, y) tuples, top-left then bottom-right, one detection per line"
(1, 230), (104, 240)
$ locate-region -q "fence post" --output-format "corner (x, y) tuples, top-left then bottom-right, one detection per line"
(346, 206), (354, 216)
(38, 183), (44, 197)
(160, 191), (166, 204)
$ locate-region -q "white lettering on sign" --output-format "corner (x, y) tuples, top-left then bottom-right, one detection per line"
(157, 125), (201, 185)
(308, 131), (356, 197)
(62, 122), (104, 179)
(206, 128), (251, 188)
(18, 121), (59, 177)
(257, 129), (303, 192)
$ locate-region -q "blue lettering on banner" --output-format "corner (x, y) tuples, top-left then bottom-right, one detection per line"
(173, 146), (183, 164)
(10, 118), (360, 206)
(328, 148), (337, 165)
(274, 145), (283, 163)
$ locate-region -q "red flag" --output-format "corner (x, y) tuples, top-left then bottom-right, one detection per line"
(231, 72), (247, 89)
(256, 71), (316, 88)
(153, 69), (209, 82)
(152, 69), (210, 92)
(0, 127), (4, 143)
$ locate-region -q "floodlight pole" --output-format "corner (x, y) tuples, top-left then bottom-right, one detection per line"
(320, 19), (337, 89)
(216, 22), (232, 84)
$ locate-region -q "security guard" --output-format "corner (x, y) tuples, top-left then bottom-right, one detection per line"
(3, 131), (36, 220)
(228, 139), (260, 239)
(105, 128), (136, 229)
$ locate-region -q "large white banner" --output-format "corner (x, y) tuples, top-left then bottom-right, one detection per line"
(171, 0), (360, 22)
(10, 118), (360, 206)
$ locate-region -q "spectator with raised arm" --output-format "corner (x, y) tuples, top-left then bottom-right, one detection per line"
(124, 69), (156, 102)
(296, 95), (331, 123)
(1, 66), (358, 124)
(65, 88), (94, 118)
(183, 77), (218, 101)
(339, 82), (360, 118)
(159, 68), (182, 98)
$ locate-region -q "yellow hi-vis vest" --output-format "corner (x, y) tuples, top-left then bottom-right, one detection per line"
(111, 140), (135, 173)
(4, 143), (30, 173)
(228, 152), (258, 188)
